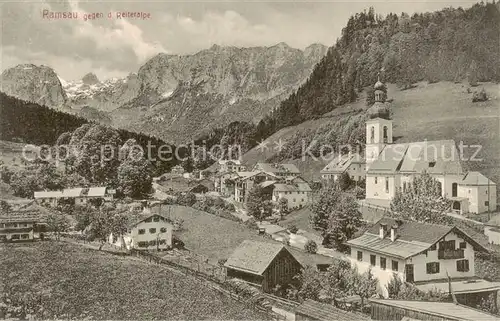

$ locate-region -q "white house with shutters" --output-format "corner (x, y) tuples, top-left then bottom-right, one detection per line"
(346, 217), (494, 297)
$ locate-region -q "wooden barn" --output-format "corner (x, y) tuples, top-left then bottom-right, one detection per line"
(369, 299), (500, 321)
(224, 240), (302, 292)
(295, 299), (369, 321)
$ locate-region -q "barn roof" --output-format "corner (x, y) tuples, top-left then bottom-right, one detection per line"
(295, 299), (369, 321)
(34, 191), (63, 199)
(87, 187), (107, 197)
(224, 240), (300, 275)
(369, 299), (500, 321)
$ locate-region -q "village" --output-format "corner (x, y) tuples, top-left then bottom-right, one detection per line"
(2, 78), (500, 320)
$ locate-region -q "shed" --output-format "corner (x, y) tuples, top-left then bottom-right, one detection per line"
(224, 240), (302, 292)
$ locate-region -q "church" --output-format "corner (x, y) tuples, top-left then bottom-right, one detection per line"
(360, 79), (496, 214)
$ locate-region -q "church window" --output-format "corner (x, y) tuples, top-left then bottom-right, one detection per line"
(385, 177), (389, 193)
(374, 177), (378, 184)
(383, 126), (388, 143)
(370, 126), (375, 143)
(403, 182), (407, 192)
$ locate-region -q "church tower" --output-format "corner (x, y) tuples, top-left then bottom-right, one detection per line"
(365, 78), (393, 168)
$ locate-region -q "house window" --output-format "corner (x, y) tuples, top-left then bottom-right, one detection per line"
(21, 234), (29, 239)
(457, 259), (469, 272)
(459, 242), (466, 249)
(383, 126), (388, 143)
(486, 190), (488, 194)
(385, 177), (389, 193)
(138, 241), (147, 248)
(426, 262), (440, 274)
(145, 217), (152, 223)
(403, 182), (407, 193)
(160, 227), (167, 233)
(430, 244), (437, 251)
(149, 228), (156, 234)
(138, 229), (145, 235)
(153, 216), (160, 222)
(380, 257), (387, 270)
(357, 251), (363, 261)
(392, 260), (399, 271)
(485, 201), (489, 206)
(370, 255), (376, 266)
(370, 126), (375, 143)
(375, 177), (378, 184)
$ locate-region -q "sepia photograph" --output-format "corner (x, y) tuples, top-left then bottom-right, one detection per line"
(1, 0), (500, 320)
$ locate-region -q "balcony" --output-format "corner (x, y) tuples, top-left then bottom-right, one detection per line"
(438, 249), (464, 260)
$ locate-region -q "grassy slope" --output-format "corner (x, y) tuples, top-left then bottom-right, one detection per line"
(0, 242), (268, 320)
(242, 81), (500, 187)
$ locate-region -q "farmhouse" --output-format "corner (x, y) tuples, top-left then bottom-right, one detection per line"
(361, 79), (497, 214)
(224, 240), (302, 292)
(233, 171), (278, 203)
(346, 218), (489, 285)
(108, 212), (173, 251)
(369, 299), (500, 321)
(0, 208), (47, 242)
(271, 176), (313, 210)
(320, 153), (365, 182)
(34, 186), (115, 207)
(218, 159), (246, 173)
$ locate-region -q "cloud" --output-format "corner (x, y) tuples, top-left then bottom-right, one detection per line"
(68, 0), (168, 61)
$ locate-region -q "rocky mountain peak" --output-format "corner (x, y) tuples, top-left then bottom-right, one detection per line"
(0, 64), (67, 109)
(82, 72), (100, 85)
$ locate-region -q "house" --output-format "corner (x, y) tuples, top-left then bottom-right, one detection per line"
(108, 212), (173, 251)
(271, 177), (313, 210)
(233, 171), (278, 203)
(224, 240), (302, 292)
(0, 209), (47, 242)
(218, 159), (246, 173)
(320, 153), (366, 182)
(484, 215), (500, 245)
(346, 217), (489, 295)
(34, 186), (115, 207)
(362, 79), (497, 214)
(252, 163), (301, 177)
(171, 165), (185, 175)
(34, 190), (63, 206)
(369, 299), (500, 321)
(295, 299), (369, 321)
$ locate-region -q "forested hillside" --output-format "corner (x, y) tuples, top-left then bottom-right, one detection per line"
(198, 2), (500, 159)
(0, 92), (180, 175)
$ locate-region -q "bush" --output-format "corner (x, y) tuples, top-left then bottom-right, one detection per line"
(178, 192), (196, 206)
(304, 240), (318, 254)
(472, 88), (488, 102)
(354, 185), (365, 199)
(288, 225), (298, 234)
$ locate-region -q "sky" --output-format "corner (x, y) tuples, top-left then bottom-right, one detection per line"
(1, 0), (481, 81)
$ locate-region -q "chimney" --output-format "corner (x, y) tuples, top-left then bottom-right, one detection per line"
(379, 223), (387, 239)
(391, 225), (398, 242)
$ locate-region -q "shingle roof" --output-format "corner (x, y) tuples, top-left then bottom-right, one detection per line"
(346, 233), (430, 259)
(224, 240), (294, 275)
(368, 140), (463, 175)
(254, 163), (300, 174)
(366, 217), (452, 245)
(295, 299), (369, 321)
(274, 183), (312, 193)
(460, 171), (496, 186)
(369, 299), (500, 321)
(347, 217), (488, 258)
(34, 191), (63, 199)
(321, 153), (364, 174)
(87, 187), (107, 197)
(62, 188), (85, 197)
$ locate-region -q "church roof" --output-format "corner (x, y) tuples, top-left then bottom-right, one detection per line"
(367, 140), (463, 175)
(374, 80), (385, 90)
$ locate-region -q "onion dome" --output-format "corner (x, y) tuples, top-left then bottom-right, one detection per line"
(374, 80), (385, 90)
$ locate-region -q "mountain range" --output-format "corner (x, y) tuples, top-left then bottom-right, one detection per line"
(0, 43), (327, 144)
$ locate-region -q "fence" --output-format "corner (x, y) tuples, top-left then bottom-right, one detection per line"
(129, 249), (286, 321)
